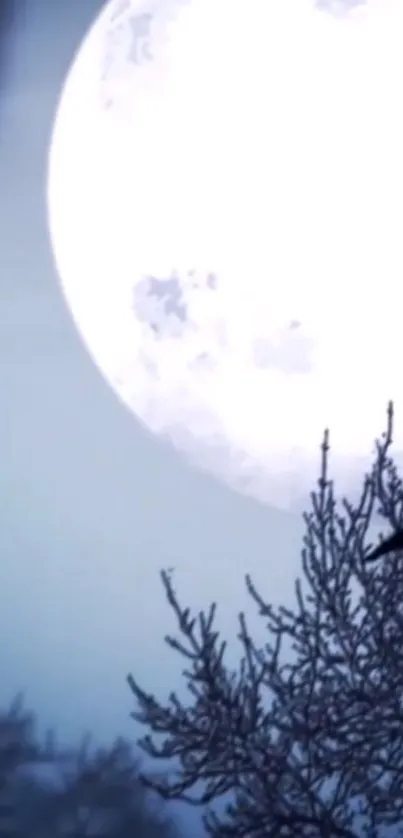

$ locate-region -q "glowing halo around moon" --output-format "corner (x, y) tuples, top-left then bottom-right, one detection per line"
(47, 0), (403, 509)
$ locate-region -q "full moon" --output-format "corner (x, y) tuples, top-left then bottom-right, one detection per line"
(47, 0), (403, 508)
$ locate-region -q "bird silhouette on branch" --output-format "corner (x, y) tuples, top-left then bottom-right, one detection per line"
(364, 528), (403, 563)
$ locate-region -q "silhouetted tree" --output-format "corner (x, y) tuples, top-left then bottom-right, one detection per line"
(128, 401), (403, 837)
(47, 734), (177, 838)
(0, 696), (39, 783)
(0, 699), (179, 838)
(0, 696), (53, 838)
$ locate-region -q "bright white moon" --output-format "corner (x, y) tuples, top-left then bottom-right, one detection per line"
(47, 0), (403, 508)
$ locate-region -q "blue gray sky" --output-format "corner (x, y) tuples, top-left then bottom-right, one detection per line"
(0, 0), (305, 758)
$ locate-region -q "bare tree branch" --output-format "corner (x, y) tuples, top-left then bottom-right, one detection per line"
(128, 401), (403, 837)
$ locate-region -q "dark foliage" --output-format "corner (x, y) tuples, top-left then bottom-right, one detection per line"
(0, 695), (50, 788)
(52, 735), (177, 838)
(0, 698), (178, 837)
(128, 402), (403, 837)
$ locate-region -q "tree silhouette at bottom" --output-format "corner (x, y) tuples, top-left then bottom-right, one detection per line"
(127, 401), (403, 837)
(0, 698), (179, 838)
(53, 735), (177, 838)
